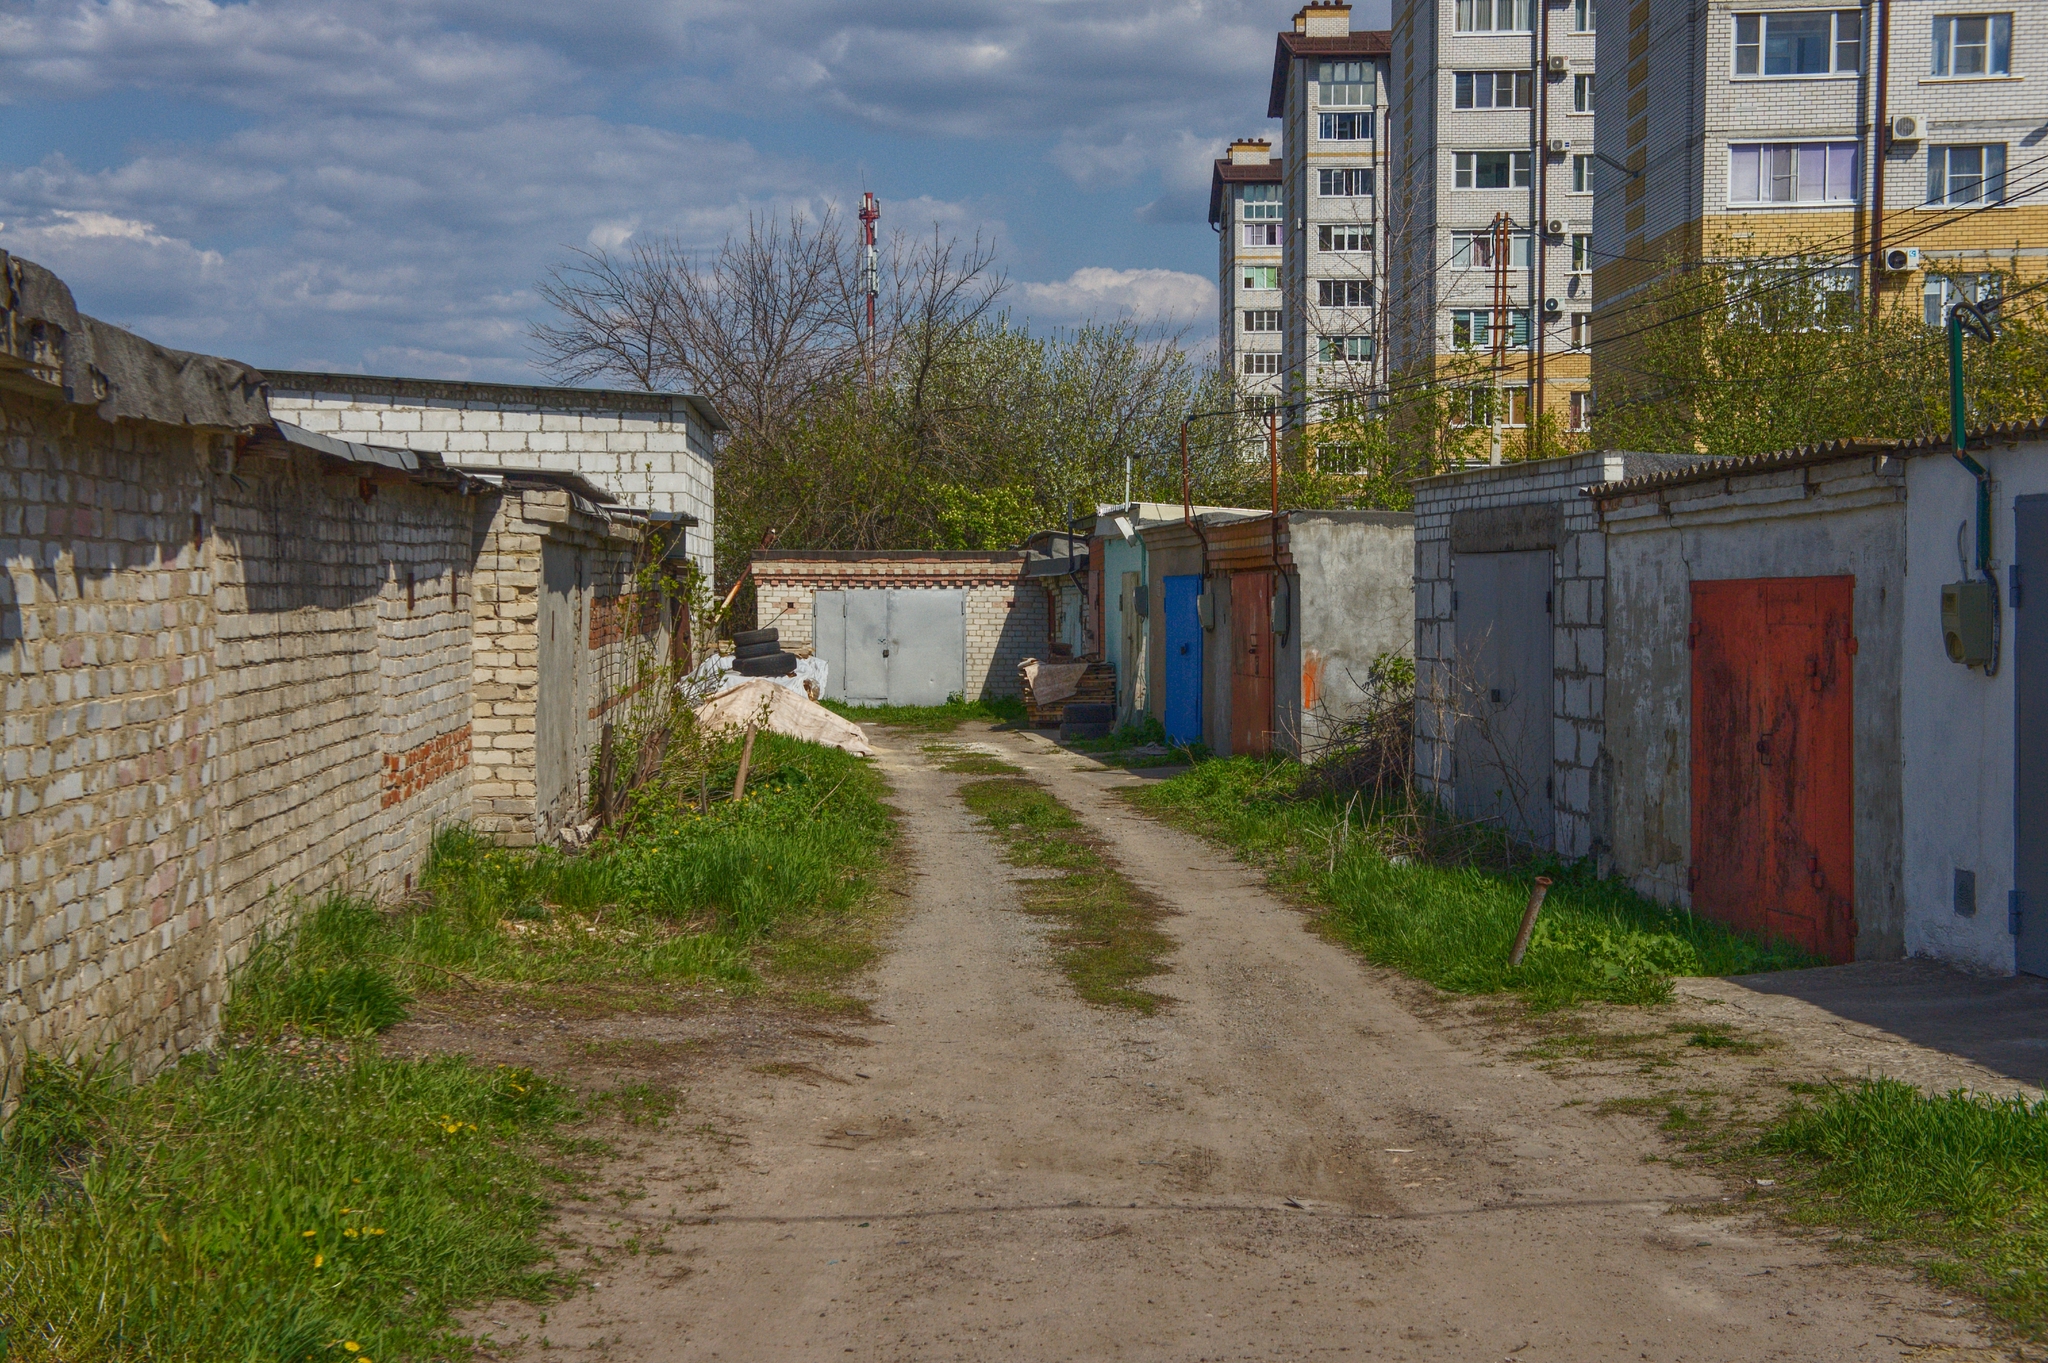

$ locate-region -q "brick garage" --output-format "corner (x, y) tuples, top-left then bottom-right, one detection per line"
(754, 552), (1045, 700)
(1411, 451), (1700, 861)
(1, 253), (672, 1091)
(264, 370), (722, 581)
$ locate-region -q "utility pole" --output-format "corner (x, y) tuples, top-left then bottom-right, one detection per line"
(859, 192), (881, 387)
(1490, 212), (1511, 466)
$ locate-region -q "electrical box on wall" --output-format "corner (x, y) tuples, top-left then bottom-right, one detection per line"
(1197, 587), (1215, 631)
(1942, 580), (1995, 665)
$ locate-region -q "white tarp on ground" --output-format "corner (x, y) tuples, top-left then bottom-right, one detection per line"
(696, 678), (876, 757)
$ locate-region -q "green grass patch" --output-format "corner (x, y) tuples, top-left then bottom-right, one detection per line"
(958, 778), (1174, 1014)
(1763, 1079), (2048, 1335)
(1128, 755), (1819, 1010)
(0, 729), (899, 1363)
(921, 743), (1023, 775)
(0, 1047), (568, 1363)
(226, 732), (895, 1015)
(823, 695), (1026, 732)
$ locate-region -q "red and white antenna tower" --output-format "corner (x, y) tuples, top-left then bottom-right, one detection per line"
(858, 191), (881, 384)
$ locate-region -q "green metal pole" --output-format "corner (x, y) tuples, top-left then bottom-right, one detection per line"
(1949, 308), (1992, 573)
(1949, 310), (1966, 453)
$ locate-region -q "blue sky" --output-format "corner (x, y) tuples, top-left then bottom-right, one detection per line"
(0, 0), (1387, 381)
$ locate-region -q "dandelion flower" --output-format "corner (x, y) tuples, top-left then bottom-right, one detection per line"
(302, 1230), (317, 1238)
(343, 1343), (360, 1353)
(314, 1254), (325, 1268)
(344, 1228), (359, 1239)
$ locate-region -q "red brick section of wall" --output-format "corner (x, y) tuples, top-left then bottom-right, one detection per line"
(588, 591), (660, 648)
(380, 725), (474, 809)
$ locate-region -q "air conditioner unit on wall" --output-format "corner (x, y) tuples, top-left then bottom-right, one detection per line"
(1890, 114), (1922, 141)
(1885, 247), (1921, 271)
(1546, 217), (1567, 235)
(1547, 136), (1571, 154)
(1546, 54), (1569, 73)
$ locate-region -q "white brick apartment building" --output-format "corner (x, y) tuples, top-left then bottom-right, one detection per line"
(1591, 0), (2048, 399)
(265, 372), (725, 578)
(1209, 139), (1287, 409)
(1390, 0), (1598, 440)
(1268, 3), (1394, 433)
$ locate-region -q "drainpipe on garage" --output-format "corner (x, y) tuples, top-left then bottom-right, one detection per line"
(1950, 300), (2001, 673)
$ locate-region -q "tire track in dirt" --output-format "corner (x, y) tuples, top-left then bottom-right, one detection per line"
(475, 721), (2011, 1362)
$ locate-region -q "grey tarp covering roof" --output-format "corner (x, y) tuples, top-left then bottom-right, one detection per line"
(0, 251), (267, 428)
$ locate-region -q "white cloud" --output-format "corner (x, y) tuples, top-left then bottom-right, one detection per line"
(1018, 266), (1214, 331)
(0, 0), (1324, 373)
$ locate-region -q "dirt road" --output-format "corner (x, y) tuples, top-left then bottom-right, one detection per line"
(482, 723), (2008, 1361)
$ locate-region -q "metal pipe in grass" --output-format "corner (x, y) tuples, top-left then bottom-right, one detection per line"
(1509, 876), (1554, 968)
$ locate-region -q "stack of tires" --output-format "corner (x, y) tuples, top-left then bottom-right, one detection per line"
(732, 627), (798, 677)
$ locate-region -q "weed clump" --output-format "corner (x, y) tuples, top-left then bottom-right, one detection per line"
(1130, 755), (1817, 1009)
(0, 1045), (567, 1363)
(1764, 1079), (2048, 1333)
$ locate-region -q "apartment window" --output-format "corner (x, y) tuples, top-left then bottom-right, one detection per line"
(1243, 223), (1280, 246)
(1319, 167), (1375, 196)
(1319, 224), (1374, 252)
(1243, 309), (1282, 332)
(1241, 265), (1279, 290)
(1450, 230), (1533, 268)
(1570, 311), (1591, 347)
(1933, 14), (2012, 75)
(1316, 443), (1367, 474)
(1318, 60), (1374, 105)
(1574, 72), (1595, 111)
(1572, 0), (1596, 31)
(1571, 233), (1593, 272)
(1242, 352), (1283, 376)
(1924, 273), (2001, 327)
(1457, 0), (1533, 31)
(1318, 278), (1375, 307)
(1571, 154), (1595, 192)
(1320, 111), (1375, 140)
(1569, 391), (1593, 431)
(1455, 151), (1532, 188)
(1456, 385), (1531, 427)
(1241, 184), (1281, 220)
(1318, 335), (1375, 363)
(1729, 142), (1859, 203)
(1728, 266), (1861, 328)
(1450, 308), (1532, 348)
(1455, 71), (1534, 108)
(1734, 11), (1862, 75)
(1929, 144), (2008, 203)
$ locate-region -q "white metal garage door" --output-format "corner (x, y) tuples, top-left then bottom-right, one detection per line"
(814, 588), (967, 706)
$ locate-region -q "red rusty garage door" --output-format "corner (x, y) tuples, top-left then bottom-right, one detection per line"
(1689, 576), (1856, 962)
(1230, 571), (1274, 756)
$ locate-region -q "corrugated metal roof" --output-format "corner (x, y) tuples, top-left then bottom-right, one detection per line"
(1589, 418), (2048, 501)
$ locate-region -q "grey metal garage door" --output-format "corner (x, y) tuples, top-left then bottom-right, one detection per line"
(814, 588), (966, 706)
(1452, 549), (1556, 849)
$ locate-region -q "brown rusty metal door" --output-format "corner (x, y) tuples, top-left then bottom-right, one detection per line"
(1230, 571), (1274, 756)
(1690, 576), (1856, 962)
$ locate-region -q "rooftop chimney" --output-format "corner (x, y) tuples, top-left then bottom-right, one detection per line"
(1296, 2), (1353, 36)
(1229, 139), (1273, 166)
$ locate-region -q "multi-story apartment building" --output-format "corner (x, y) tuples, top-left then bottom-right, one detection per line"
(1209, 138), (1287, 408)
(1267, 2), (1394, 446)
(1390, 0), (1600, 447)
(1591, 0), (2048, 402)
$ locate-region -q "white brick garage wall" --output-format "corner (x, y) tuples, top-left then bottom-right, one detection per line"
(263, 373), (721, 581)
(753, 553), (1047, 700)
